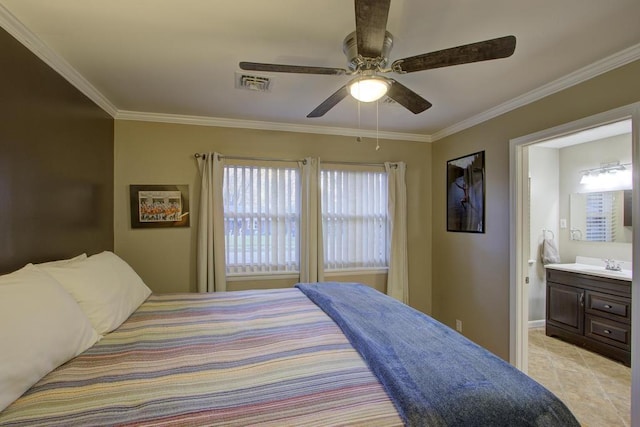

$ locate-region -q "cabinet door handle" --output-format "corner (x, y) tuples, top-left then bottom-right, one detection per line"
(580, 293), (585, 307)
(603, 304), (612, 309)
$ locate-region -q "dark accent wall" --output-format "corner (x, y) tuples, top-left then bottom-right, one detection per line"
(0, 27), (114, 274)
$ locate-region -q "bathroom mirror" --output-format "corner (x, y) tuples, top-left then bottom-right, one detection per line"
(569, 190), (632, 243)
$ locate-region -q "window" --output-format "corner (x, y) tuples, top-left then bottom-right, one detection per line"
(221, 162), (390, 277)
(321, 168), (388, 271)
(223, 164), (299, 275)
(585, 191), (617, 242)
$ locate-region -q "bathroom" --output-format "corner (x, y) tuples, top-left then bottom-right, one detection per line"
(525, 119), (632, 424)
(528, 119), (632, 326)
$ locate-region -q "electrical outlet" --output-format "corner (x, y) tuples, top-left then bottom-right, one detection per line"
(455, 319), (463, 332)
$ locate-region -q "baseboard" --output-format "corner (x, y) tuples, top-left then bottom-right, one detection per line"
(528, 320), (545, 329)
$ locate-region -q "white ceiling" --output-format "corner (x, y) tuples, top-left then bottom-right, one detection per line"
(537, 119), (632, 149)
(1, 0), (640, 141)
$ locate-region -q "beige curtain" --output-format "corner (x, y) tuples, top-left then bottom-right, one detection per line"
(299, 158), (324, 283)
(385, 162), (408, 303)
(196, 152), (227, 292)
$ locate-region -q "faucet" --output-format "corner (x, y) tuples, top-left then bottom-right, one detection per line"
(604, 259), (622, 271)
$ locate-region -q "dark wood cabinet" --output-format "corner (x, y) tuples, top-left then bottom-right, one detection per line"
(545, 268), (631, 366)
(547, 282), (584, 334)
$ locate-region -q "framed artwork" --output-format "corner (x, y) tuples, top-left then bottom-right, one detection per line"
(447, 151), (485, 233)
(129, 185), (190, 228)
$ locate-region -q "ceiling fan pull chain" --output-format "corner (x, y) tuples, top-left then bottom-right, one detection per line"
(375, 100), (380, 151)
(357, 99), (362, 142)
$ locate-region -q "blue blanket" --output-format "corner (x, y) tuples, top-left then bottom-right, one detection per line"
(296, 282), (580, 427)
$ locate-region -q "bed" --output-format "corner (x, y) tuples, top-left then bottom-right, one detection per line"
(0, 252), (579, 426)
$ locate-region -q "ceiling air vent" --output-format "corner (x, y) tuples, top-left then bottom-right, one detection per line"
(235, 73), (271, 92)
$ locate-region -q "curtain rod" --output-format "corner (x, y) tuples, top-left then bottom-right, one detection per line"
(194, 153), (396, 168)
(324, 160), (392, 168)
(194, 153), (304, 164)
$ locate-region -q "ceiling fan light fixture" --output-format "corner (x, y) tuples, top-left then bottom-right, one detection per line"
(348, 76), (390, 102)
(241, 0), (516, 117)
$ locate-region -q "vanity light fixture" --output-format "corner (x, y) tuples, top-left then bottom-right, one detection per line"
(579, 161), (631, 189)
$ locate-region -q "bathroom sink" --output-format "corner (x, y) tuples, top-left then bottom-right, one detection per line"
(545, 263), (632, 281)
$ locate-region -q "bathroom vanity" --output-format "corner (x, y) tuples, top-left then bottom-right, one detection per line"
(545, 263), (631, 366)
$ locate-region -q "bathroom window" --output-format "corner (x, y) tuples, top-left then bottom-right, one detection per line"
(585, 191), (617, 242)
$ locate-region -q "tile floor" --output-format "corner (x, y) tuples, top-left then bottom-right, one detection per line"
(528, 328), (631, 426)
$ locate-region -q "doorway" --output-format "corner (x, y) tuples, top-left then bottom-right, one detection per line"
(509, 103), (640, 425)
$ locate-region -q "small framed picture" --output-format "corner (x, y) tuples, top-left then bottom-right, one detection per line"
(447, 151), (485, 233)
(129, 185), (190, 228)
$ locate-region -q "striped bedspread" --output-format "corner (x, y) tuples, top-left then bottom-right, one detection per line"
(0, 289), (402, 426)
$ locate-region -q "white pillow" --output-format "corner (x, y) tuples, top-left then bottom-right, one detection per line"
(34, 253), (87, 267)
(0, 264), (99, 412)
(37, 251), (152, 335)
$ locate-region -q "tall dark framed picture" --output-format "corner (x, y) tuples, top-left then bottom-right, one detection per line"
(129, 185), (190, 228)
(447, 151), (485, 233)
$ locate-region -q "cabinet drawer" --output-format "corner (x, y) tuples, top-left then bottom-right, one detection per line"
(585, 315), (630, 350)
(586, 291), (630, 323)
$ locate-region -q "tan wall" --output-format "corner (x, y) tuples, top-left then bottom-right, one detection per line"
(432, 59), (640, 359)
(114, 122), (432, 314)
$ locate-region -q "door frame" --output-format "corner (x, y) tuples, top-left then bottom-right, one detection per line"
(509, 102), (640, 423)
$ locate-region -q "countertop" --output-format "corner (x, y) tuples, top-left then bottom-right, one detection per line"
(544, 263), (632, 282)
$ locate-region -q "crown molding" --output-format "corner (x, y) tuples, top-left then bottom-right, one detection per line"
(431, 42), (640, 141)
(0, 4), (427, 144)
(0, 4), (118, 117)
(3, 1), (638, 143)
(116, 110), (432, 142)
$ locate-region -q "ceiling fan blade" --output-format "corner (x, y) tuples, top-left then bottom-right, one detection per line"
(386, 79), (432, 114)
(307, 85), (350, 118)
(391, 35), (516, 74)
(240, 62), (347, 75)
(355, 0), (391, 58)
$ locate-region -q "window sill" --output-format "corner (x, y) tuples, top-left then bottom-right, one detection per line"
(226, 273), (300, 282)
(226, 268), (388, 282)
(324, 268), (388, 277)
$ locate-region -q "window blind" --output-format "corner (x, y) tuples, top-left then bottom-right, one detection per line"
(223, 165), (300, 274)
(321, 169), (388, 270)
(585, 191), (616, 242)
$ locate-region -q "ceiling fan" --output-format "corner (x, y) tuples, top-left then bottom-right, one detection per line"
(240, 0), (516, 118)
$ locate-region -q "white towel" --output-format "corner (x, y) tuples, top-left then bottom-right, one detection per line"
(541, 238), (561, 265)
